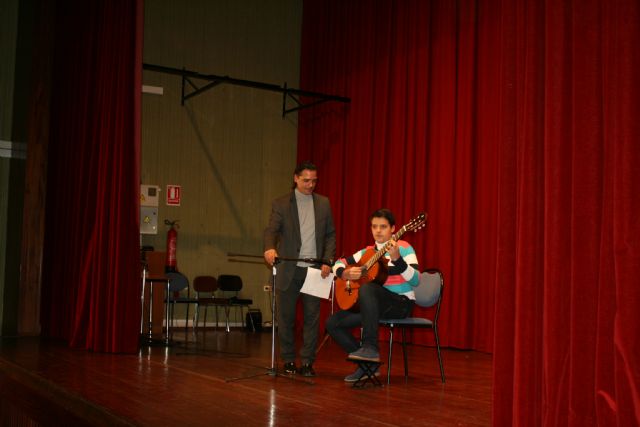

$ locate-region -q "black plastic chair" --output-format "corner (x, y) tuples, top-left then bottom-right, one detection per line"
(192, 275), (229, 331)
(164, 271), (196, 333)
(379, 268), (445, 384)
(217, 274), (253, 330)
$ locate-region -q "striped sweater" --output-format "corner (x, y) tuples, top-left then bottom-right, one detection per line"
(333, 239), (420, 299)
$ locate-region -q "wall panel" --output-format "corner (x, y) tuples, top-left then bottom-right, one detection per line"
(142, 0), (303, 321)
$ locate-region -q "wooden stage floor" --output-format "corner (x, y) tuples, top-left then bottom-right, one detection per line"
(0, 329), (492, 426)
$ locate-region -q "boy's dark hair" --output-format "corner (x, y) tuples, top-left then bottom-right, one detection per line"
(369, 208), (395, 226)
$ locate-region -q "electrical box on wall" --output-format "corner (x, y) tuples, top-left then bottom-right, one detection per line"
(140, 185), (160, 234)
(140, 185), (160, 207)
(140, 206), (158, 234)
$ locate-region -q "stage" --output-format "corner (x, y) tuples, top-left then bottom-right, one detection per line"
(0, 329), (491, 426)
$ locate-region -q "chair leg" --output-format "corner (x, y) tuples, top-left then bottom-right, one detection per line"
(184, 304), (190, 332)
(248, 310), (255, 332)
(401, 328), (409, 380)
(194, 305), (199, 331)
(168, 303), (173, 330)
(434, 327), (445, 383)
(224, 306), (231, 332)
(168, 301), (176, 339)
(387, 327), (394, 385)
(166, 303), (170, 338)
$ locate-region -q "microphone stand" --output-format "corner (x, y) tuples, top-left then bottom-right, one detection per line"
(316, 275), (336, 354)
(225, 253), (331, 384)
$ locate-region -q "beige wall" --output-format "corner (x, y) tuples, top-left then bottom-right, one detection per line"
(141, 0), (303, 322)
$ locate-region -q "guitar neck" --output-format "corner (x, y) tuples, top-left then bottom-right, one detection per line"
(364, 226), (407, 269)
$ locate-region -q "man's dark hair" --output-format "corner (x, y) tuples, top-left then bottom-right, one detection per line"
(291, 161), (317, 189)
(294, 161), (317, 176)
(369, 208), (395, 226)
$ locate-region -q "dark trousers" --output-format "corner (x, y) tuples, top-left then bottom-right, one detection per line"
(326, 282), (414, 353)
(276, 266), (321, 364)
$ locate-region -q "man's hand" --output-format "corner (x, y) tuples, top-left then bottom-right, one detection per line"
(320, 264), (331, 279)
(264, 249), (278, 265)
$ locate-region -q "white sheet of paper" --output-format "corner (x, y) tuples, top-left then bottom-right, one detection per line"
(300, 267), (334, 299)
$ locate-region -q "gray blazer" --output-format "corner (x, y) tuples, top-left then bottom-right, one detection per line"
(263, 191), (336, 291)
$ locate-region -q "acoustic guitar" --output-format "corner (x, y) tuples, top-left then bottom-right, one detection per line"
(334, 213), (427, 310)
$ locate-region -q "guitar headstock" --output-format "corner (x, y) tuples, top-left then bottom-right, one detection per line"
(405, 212), (427, 232)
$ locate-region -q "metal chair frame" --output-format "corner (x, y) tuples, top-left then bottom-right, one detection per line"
(217, 274), (253, 329)
(192, 275), (229, 331)
(165, 271), (195, 334)
(379, 268), (445, 384)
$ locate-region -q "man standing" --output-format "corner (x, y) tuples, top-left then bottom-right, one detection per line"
(263, 162), (336, 376)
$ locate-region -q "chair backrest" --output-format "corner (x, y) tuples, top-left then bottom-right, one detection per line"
(166, 271), (189, 293)
(218, 274), (243, 292)
(193, 275), (218, 293)
(414, 269), (443, 308)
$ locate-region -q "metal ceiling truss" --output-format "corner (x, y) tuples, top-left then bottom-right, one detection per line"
(143, 63), (350, 117)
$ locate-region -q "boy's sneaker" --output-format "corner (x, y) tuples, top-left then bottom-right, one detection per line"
(347, 346), (380, 363)
(344, 365), (380, 382)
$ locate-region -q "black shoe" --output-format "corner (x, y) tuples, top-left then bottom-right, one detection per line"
(299, 363), (316, 377)
(283, 362), (297, 374)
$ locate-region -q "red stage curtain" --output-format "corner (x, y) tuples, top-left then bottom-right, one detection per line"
(299, 0), (501, 352)
(39, 0), (143, 353)
(299, 0), (639, 425)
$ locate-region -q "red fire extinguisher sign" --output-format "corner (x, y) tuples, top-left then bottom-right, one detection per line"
(166, 185), (181, 206)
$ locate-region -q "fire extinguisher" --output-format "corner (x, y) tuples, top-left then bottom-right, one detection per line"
(164, 219), (179, 273)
